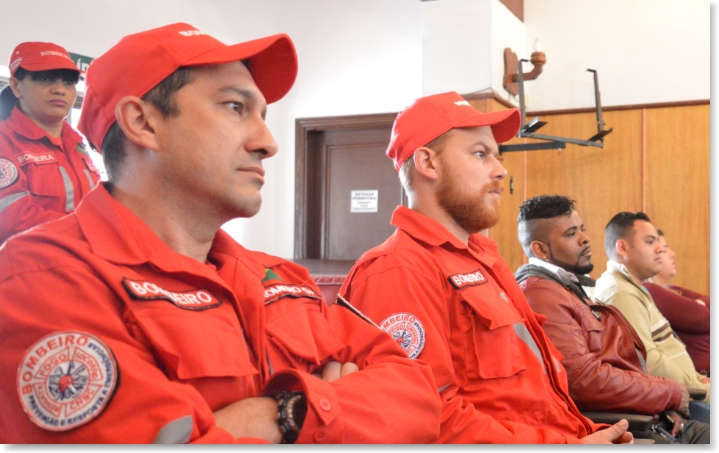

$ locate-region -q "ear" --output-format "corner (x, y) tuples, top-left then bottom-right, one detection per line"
(8, 77), (22, 99)
(114, 96), (162, 151)
(413, 147), (440, 182)
(615, 238), (630, 260)
(530, 241), (549, 260)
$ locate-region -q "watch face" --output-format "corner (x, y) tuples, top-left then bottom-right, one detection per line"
(290, 393), (308, 428)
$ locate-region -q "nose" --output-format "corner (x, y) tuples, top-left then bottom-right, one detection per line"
(492, 156), (508, 181)
(579, 231), (590, 245)
(50, 79), (67, 94)
(247, 115), (278, 159)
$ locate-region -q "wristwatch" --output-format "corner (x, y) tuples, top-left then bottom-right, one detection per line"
(274, 391), (307, 444)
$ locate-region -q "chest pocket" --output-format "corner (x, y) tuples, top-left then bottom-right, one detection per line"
(458, 290), (528, 380)
(22, 160), (63, 197)
(125, 302), (258, 381)
(265, 302), (344, 374)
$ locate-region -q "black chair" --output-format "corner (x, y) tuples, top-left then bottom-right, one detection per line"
(581, 387), (707, 444)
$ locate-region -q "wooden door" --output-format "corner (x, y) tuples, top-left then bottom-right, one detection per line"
(295, 113), (402, 260)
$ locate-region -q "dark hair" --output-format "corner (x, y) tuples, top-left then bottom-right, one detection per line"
(100, 67), (196, 181)
(0, 67), (28, 120)
(0, 67), (80, 120)
(604, 211), (651, 257)
(517, 195), (576, 255)
(518, 195), (576, 223)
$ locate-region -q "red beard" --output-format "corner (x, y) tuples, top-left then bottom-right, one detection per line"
(436, 177), (503, 234)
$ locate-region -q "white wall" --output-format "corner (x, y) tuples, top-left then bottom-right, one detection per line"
(0, 0), (709, 258)
(422, 0), (493, 95)
(245, 0), (424, 257)
(523, 0), (710, 110)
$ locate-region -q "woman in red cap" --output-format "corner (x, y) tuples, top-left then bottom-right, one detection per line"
(0, 41), (100, 244)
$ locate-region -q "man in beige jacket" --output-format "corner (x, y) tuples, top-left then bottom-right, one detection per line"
(595, 212), (709, 421)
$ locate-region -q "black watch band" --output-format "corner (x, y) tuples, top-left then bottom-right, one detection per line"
(274, 391), (307, 444)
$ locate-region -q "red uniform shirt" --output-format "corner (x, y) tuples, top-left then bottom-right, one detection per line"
(0, 107), (100, 244)
(340, 207), (601, 444)
(0, 186), (440, 443)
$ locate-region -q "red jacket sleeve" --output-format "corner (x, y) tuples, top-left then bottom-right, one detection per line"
(522, 277), (683, 415)
(644, 283), (710, 334)
(343, 266), (585, 444)
(262, 295), (442, 443)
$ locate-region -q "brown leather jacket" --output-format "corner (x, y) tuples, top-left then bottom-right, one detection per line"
(516, 265), (682, 415)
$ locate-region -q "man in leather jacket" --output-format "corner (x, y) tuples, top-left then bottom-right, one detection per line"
(514, 195), (709, 444)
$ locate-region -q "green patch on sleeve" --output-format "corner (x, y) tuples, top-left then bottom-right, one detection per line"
(262, 268), (283, 283)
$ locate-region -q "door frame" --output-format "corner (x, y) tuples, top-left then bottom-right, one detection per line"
(294, 112), (398, 259)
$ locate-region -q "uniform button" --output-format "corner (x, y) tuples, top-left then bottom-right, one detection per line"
(319, 398), (332, 411)
(314, 429), (326, 441)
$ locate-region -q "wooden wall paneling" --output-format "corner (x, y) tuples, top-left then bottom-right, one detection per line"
(645, 105), (710, 295)
(522, 109), (643, 278)
(495, 146), (527, 271)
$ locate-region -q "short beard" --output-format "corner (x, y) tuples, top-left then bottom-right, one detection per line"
(548, 250), (594, 276)
(436, 175), (502, 234)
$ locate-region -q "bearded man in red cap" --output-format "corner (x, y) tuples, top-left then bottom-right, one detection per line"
(0, 23), (441, 444)
(339, 92), (633, 444)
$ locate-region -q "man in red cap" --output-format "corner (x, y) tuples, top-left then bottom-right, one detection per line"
(339, 92), (633, 444)
(0, 23), (441, 443)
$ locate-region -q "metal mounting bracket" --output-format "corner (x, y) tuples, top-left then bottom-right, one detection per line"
(499, 62), (613, 154)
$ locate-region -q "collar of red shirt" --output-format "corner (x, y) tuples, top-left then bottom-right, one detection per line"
(390, 205), (498, 267)
(6, 106), (82, 148)
(75, 183), (260, 282)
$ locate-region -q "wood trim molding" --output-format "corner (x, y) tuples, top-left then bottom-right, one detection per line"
(527, 99), (709, 117)
(499, 0), (523, 22)
(296, 112), (398, 132)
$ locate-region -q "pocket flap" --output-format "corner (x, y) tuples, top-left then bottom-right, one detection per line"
(24, 161), (61, 196)
(266, 307), (344, 365)
(461, 290), (523, 330)
(132, 311), (258, 380)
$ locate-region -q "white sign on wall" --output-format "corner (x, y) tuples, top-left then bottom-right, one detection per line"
(351, 190), (378, 213)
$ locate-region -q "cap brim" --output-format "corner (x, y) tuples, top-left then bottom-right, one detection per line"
(457, 108), (521, 144)
(19, 58), (83, 75)
(186, 33), (297, 104)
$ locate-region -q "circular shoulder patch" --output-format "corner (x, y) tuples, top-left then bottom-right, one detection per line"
(0, 158), (19, 189)
(17, 331), (118, 432)
(379, 313), (426, 359)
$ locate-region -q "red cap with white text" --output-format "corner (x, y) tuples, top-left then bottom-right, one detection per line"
(77, 22), (298, 150)
(8, 42), (81, 76)
(386, 91), (521, 170)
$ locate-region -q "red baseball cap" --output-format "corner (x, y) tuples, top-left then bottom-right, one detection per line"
(386, 91), (521, 170)
(8, 42), (81, 76)
(78, 22), (298, 150)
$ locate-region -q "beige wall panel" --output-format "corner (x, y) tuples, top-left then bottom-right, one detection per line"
(520, 110), (643, 278)
(645, 105), (710, 295)
(494, 149), (527, 270)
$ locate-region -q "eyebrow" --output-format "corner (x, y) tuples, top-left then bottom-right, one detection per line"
(470, 139), (499, 155)
(218, 86), (267, 119)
